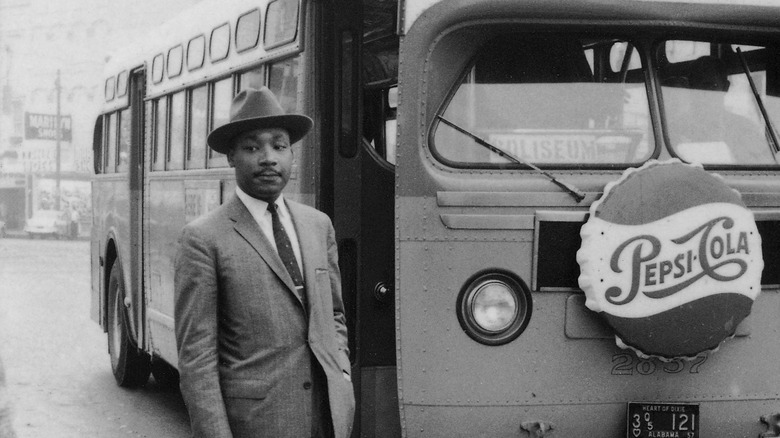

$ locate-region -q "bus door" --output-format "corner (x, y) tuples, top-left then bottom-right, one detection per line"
(127, 68), (146, 348)
(325, 0), (400, 435)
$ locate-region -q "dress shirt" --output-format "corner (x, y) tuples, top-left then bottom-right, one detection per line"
(235, 186), (304, 274)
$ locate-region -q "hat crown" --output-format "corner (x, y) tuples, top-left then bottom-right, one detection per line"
(206, 86), (312, 153)
(230, 87), (287, 123)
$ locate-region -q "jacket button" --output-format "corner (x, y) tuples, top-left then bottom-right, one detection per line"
(303, 381), (312, 390)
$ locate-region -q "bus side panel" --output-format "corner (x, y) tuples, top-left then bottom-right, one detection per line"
(93, 177), (132, 328)
(146, 178), (187, 366)
(90, 179), (102, 326)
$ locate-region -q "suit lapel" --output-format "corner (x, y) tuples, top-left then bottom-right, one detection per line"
(226, 196), (300, 301)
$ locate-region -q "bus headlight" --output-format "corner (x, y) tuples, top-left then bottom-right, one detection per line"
(457, 271), (532, 345)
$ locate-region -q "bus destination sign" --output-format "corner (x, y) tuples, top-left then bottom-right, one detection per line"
(628, 402), (699, 438)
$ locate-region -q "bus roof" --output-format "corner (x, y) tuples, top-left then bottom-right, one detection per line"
(403, 0), (780, 34)
(101, 0), (303, 112)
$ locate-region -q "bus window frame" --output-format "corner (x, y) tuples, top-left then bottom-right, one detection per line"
(187, 34), (207, 72)
(152, 95), (169, 172)
(117, 108), (131, 173)
(208, 76), (234, 168)
(152, 53), (165, 84)
(210, 22), (231, 63)
(93, 116), (103, 174)
(105, 76), (115, 101)
(168, 44), (184, 79)
(186, 84), (209, 170)
(427, 27), (655, 171)
(654, 38), (780, 169)
(236, 8), (262, 53)
(105, 112), (117, 174)
(117, 70), (129, 98)
(167, 90), (186, 170)
(264, 0), (300, 50)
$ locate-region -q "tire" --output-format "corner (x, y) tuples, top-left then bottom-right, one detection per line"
(107, 262), (151, 387)
(151, 359), (180, 391)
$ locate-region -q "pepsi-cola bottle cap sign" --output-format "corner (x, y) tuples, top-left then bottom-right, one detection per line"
(577, 159), (763, 359)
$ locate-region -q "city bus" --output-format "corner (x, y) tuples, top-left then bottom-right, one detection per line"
(91, 0), (780, 436)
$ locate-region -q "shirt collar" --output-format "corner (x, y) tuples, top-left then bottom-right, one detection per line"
(235, 186), (289, 219)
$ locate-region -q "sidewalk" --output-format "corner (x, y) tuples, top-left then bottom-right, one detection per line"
(2, 228), (88, 241)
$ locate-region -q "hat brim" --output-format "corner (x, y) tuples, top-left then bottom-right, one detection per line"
(207, 114), (313, 154)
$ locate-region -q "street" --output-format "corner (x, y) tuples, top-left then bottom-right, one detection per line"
(0, 237), (190, 438)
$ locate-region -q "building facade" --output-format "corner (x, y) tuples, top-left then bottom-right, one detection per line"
(0, 0), (203, 232)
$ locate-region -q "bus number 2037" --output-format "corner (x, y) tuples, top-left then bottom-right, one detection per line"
(611, 353), (707, 376)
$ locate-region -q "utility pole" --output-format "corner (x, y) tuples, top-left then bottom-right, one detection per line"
(55, 69), (61, 211)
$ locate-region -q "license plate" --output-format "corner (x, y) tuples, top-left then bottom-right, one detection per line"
(627, 402), (699, 438)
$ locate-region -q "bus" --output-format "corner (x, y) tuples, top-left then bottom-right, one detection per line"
(91, 0), (780, 436)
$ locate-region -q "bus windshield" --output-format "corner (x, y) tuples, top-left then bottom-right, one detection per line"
(661, 40), (780, 165)
(433, 34), (654, 167)
(432, 33), (780, 168)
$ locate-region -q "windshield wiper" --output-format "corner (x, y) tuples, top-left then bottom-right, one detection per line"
(436, 115), (586, 203)
(736, 47), (780, 161)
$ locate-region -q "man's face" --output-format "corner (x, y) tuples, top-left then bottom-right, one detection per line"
(228, 127), (293, 202)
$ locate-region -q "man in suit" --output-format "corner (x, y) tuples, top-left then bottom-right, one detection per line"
(174, 87), (355, 438)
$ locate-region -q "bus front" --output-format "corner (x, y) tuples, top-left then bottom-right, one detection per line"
(395, 0), (780, 436)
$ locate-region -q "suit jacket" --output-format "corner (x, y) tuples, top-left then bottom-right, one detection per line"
(174, 195), (355, 438)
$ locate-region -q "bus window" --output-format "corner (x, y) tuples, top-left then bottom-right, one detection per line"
(236, 8), (261, 53)
(239, 66), (265, 91)
(432, 34), (653, 167)
(210, 23), (230, 62)
(93, 116), (103, 174)
(187, 85), (208, 169)
(105, 77), (115, 101)
(660, 40), (780, 165)
(385, 86), (397, 164)
(152, 54), (164, 84)
(187, 35), (206, 71)
(264, 0), (299, 49)
(268, 56), (299, 113)
(168, 45), (184, 78)
(105, 112), (117, 174)
(362, 33), (398, 164)
(117, 108), (131, 172)
(117, 71), (128, 97)
(610, 41), (642, 73)
(168, 91), (185, 170)
(209, 78), (231, 168)
(153, 97), (167, 171)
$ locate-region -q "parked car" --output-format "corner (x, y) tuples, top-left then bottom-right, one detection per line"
(24, 210), (70, 239)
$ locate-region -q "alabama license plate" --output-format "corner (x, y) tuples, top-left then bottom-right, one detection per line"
(627, 402), (699, 438)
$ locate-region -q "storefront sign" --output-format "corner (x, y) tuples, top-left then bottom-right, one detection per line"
(25, 112), (72, 141)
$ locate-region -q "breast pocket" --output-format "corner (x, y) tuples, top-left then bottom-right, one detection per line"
(314, 268), (334, 308)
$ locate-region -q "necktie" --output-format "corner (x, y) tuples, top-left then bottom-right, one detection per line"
(267, 202), (306, 306)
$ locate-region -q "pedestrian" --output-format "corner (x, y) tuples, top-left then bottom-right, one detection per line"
(174, 87), (355, 438)
(69, 207), (80, 239)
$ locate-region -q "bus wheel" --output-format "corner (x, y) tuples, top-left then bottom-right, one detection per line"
(107, 262), (150, 387)
(151, 359), (180, 391)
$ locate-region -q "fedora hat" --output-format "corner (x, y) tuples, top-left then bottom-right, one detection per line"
(207, 87), (313, 154)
